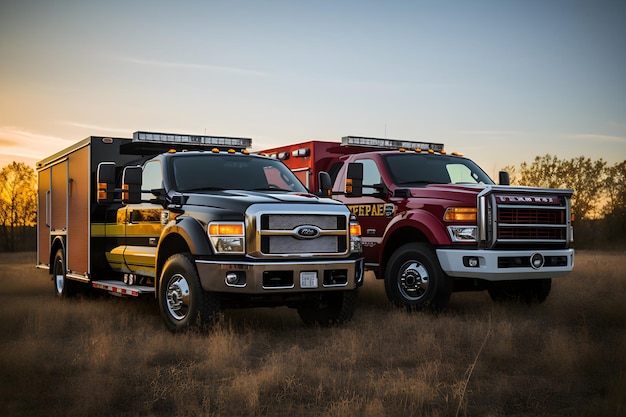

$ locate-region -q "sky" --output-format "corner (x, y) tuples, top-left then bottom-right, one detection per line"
(1, 0), (625, 179)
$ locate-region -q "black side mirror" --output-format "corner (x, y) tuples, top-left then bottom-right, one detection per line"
(318, 171), (332, 197)
(96, 162), (116, 204)
(346, 163), (363, 198)
(122, 166), (142, 204)
(499, 171), (510, 186)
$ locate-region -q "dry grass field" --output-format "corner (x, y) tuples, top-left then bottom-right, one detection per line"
(0, 251), (624, 417)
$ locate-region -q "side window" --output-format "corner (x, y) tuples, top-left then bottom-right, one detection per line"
(142, 160), (162, 201)
(357, 159), (382, 195)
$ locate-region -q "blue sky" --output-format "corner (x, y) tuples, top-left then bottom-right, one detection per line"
(1, 0), (625, 178)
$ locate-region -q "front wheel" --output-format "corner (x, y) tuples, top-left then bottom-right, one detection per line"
(384, 243), (452, 311)
(297, 290), (358, 326)
(159, 253), (221, 332)
(488, 278), (551, 304)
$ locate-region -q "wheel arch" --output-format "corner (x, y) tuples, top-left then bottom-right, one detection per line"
(49, 236), (66, 275)
(156, 216), (212, 294)
(380, 225), (429, 280)
(379, 210), (449, 279)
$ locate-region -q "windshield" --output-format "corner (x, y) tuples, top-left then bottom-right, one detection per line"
(383, 153), (494, 186)
(171, 154), (308, 193)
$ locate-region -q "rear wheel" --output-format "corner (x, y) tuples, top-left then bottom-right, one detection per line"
(384, 242), (452, 311)
(52, 248), (79, 298)
(159, 253), (221, 332)
(297, 290), (358, 326)
(488, 278), (551, 304)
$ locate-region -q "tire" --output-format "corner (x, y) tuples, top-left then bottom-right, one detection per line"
(52, 248), (79, 298)
(384, 242), (452, 311)
(297, 289), (358, 326)
(488, 278), (551, 304)
(158, 253), (221, 332)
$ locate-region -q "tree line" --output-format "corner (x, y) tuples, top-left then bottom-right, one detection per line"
(502, 155), (626, 248)
(502, 155), (626, 221)
(1, 156), (624, 252)
(0, 162), (36, 251)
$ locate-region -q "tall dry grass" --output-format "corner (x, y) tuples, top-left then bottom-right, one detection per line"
(0, 251), (624, 417)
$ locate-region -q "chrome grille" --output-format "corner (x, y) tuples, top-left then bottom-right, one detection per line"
(478, 187), (573, 249)
(246, 204), (351, 258)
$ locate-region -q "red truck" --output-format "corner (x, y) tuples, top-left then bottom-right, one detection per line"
(260, 136), (574, 310)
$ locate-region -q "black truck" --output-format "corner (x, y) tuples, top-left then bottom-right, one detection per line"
(37, 131), (364, 331)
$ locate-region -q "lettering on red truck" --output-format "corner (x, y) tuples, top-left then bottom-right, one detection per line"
(260, 135), (574, 310)
(36, 131), (364, 332)
(347, 203), (396, 218)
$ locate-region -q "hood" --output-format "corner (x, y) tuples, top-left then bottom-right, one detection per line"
(405, 183), (486, 203)
(179, 190), (342, 212)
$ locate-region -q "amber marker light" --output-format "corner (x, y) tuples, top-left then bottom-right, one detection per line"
(209, 223), (244, 235)
(444, 207), (477, 222)
(350, 223), (362, 237)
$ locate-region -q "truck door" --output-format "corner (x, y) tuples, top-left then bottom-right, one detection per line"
(334, 158), (394, 267)
(122, 160), (164, 278)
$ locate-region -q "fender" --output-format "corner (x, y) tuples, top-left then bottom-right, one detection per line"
(379, 208), (450, 266)
(156, 216), (213, 272)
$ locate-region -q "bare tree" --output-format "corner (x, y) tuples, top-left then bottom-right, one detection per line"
(0, 162), (37, 251)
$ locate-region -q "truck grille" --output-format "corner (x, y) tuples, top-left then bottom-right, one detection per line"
(246, 205), (351, 258)
(479, 187), (572, 249)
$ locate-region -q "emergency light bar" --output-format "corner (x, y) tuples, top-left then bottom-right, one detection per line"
(133, 131), (252, 149)
(342, 136), (444, 152)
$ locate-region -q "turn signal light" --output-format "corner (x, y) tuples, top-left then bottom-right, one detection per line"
(209, 223), (244, 235)
(444, 207), (477, 222)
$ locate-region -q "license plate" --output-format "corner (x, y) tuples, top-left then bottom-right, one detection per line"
(300, 271), (318, 288)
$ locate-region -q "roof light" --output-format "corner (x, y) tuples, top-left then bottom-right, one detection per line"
(341, 136), (444, 152)
(292, 148), (310, 157)
(133, 131), (252, 149)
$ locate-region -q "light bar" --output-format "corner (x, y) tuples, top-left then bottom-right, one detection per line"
(133, 131), (252, 148)
(342, 136), (444, 152)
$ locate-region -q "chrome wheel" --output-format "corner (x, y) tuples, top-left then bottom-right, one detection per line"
(398, 261), (430, 301)
(165, 273), (191, 321)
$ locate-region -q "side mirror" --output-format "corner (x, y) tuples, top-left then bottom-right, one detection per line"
(345, 163), (363, 198)
(318, 171), (332, 197)
(498, 171), (510, 186)
(122, 166), (142, 204)
(97, 162), (116, 204)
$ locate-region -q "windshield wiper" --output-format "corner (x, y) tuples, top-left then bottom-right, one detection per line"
(251, 187), (291, 192)
(396, 180), (448, 186)
(179, 186), (226, 192)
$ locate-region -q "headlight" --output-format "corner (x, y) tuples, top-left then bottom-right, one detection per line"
(447, 226), (478, 242)
(349, 221), (362, 253)
(208, 222), (245, 254)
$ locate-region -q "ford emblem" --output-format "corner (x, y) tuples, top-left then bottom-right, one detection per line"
(294, 225), (321, 239)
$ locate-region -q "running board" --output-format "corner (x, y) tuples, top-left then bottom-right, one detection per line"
(92, 280), (155, 297)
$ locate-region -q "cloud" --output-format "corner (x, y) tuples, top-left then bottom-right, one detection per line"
(457, 130), (527, 136)
(570, 133), (626, 143)
(57, 121), (131, 134)
(118, 56), (270, 77)
(0, 126), (73, 162)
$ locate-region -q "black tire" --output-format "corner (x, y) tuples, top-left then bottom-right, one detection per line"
(297, 289), (358, 326)
(52, 248), (79, 298)
(488, 278), (551, 304)
(158, 253), (221, 332)
(384, 242), (452, 311)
